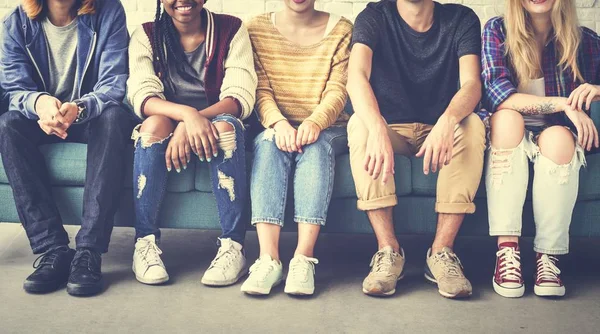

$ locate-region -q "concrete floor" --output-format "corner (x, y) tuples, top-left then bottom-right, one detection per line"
(1, 223), (599, 334)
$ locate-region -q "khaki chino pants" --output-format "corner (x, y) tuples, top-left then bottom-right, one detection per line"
(347, 113), (486, 214)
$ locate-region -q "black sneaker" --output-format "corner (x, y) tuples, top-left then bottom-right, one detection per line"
(67, 249), (104, 296)
(24, 245), (75, 293)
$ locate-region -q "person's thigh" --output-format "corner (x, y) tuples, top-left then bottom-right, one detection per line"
(250, 129), (294, 226)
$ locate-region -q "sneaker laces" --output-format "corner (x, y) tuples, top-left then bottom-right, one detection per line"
(371, 251), (396, 274)
(32, 246), (68, 269)
(249, 258), (276, 282)
(289, 257), (318, 282)
(435, 251), (464, 278)
(496, 247), (522, 281)
(137, 239), (163, 267)
(537, 254), (561, 282)
(208, 242), (238, 270)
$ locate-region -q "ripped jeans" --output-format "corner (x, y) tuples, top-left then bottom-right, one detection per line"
(485, 128), (586, 255)
(132, 114), (247, 245)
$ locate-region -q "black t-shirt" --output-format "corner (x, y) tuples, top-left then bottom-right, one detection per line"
(352, 1), (481, 125)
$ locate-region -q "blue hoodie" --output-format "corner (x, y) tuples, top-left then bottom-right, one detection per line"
(0, 0), (129, 122)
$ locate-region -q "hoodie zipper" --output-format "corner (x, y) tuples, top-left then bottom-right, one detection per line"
(26, 47), (46, 91)
(78, 32), (96, 99)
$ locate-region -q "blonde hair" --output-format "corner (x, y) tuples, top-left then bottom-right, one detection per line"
(22, 0), (96, 20)
(504, 0), (582, 84)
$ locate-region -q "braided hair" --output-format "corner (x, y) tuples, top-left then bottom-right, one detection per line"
(153, 0), (205, 95)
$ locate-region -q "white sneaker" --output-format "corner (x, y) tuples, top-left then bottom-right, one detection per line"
(201, 238), (246, 286)
(284, 255), (319, 296)
(132, 235), (169, 285)
(240, 255), (283, 295)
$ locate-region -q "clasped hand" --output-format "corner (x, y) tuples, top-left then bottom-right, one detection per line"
(35, 95), (78, 139)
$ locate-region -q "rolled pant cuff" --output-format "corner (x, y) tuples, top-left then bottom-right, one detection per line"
(489, 230), (522, 237)
(435, 202), (476, 214)
(218, 235), (245, 246)
(294, 216), (326, 227)
(31, 239), (70, 255)
(533, 246), (568, 255)
(356, 195), (397, 211)
(251, 218), (284, 227)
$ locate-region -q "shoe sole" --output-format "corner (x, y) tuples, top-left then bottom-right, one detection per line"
(492, 278), (524, 298)
(23, 280), (65, 294)
(132, 264), (170, 285)
(284, 285), (315, 296)
(534, 285), (565, 297)
(241, 277), (283, 295)
(66, 282), (103, 296)
(424, 271), (472, 299)
(201, 268), (246, 287)
(362, 273), (405, 297)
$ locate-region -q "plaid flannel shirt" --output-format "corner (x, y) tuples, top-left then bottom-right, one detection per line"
(481, 16), (600, 121)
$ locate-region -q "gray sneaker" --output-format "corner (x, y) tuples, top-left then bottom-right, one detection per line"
(425, 247), (472, 298)
(362, 246), (405, 296)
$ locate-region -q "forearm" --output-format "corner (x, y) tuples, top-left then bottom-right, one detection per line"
(499, 93), (566, 115)
(442, 80), (481, 124)
(256, 94), (286, 128)
(198, 98), (240, 119)
(347, 77), (385, 130)
(143, 97), (195, 121)
(143, 97), (240, 122)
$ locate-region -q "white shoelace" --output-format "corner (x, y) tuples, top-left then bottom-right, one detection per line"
(137, 239), (163, 267)
(289, 257), (318, 282)
(496, 247), (522, 281)
(249, 259), (276, 282)
(209, 243), (238, 270)
(537, 254), (561, 282)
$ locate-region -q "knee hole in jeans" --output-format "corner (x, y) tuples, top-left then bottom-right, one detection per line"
(134, 116), (175, 148)
(489, 147), (518, 187)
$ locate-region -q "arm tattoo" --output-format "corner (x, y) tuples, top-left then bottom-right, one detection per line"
(513, 102), (556, 115)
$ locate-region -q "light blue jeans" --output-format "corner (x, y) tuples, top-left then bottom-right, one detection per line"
(486, 128), (586, 255)
(250, 126), (347, 227)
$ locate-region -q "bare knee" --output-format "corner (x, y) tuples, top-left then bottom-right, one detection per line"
(213, 120), (235, 134)
(213, 121), (237, 158)
(490, 109), (525, 149)
(538, 126), (575, 164)
(139, 115), (175, 142)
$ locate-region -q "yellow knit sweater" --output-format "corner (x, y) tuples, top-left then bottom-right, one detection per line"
(247, 13), (353, 130)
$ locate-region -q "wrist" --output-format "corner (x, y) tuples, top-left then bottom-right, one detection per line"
(557, 97), (570, 111)
(272, 119), (289, 129)
(366, 116), (387, 132)
(34, 94), (49, 114)
(440, 113), (458, 126)
(182, 107), (199, 121)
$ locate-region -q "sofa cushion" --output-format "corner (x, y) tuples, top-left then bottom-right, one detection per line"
(0, 143), (196, 193)
(0, 143), (88, 186)
(193, 153), (413, 198)
(410, 157), (486, 198)
(579, 153), (600, 200)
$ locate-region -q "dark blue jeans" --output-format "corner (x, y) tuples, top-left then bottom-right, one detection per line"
(0, 107), (134, 254)
(133, 114), (247, 245)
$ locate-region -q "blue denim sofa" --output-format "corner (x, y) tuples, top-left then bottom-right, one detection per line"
(1, 105), (600, 237)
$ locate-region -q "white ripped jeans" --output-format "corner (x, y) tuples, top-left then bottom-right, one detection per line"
(485, 130), (586, 255)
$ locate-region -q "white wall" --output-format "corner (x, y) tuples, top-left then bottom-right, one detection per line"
(1, 0), (600, 32)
